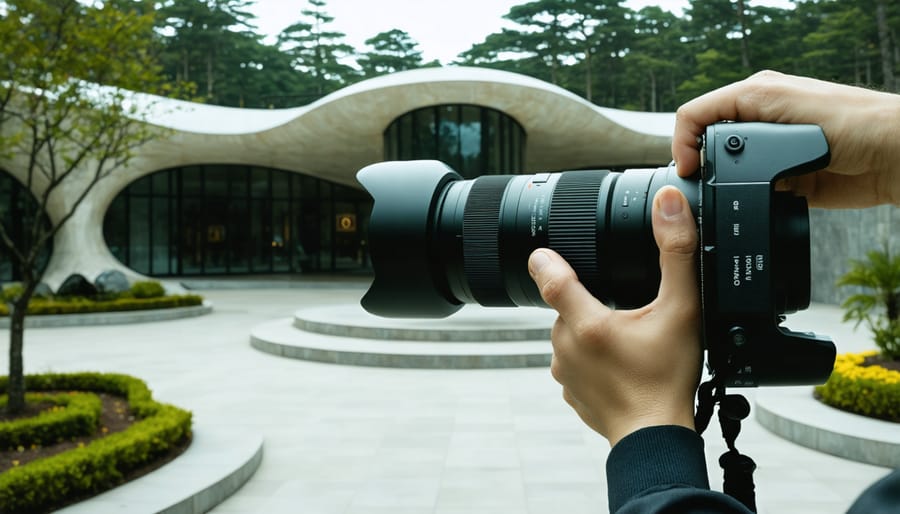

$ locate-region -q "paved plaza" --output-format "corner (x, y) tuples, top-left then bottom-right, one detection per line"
(1, 284), (893, 514)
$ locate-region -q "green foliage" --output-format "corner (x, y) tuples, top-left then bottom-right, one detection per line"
(359, 29), (424, 77)
(0, 373), (192, 513)
(837, 245), (900, 359)
(0, 294), (203, 317)
(815, 352), (900, 421)
(0, 284), (24, 304)
(0, 392), (102, 450)
(277, 0), (358, 97)
(128, 280), (166, 299)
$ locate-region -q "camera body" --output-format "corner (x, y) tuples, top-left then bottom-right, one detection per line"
(697, 123), (834, 386)
(357, 122), (837, 387)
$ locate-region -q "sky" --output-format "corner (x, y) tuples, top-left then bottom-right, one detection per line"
(247, 0), (795, 65)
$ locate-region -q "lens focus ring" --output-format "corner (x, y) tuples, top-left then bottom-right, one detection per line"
(549, 171), (605, 287)
(463, 176), (515, 306)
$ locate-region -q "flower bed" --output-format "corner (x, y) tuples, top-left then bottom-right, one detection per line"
(815, 351), (900, 422)
(0, 373), (192, 513)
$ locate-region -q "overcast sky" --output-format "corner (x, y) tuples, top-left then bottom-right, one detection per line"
(247, 0), (795, 65)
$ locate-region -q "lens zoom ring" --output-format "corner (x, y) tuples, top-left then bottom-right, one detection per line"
(463, 176), (514, 306)
(549, 171), (604, 285)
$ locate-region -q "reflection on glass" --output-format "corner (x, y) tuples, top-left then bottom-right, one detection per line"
(103, 165), (372, 276)
(384, 104), (524, 175)
(1, 171), (51, 281)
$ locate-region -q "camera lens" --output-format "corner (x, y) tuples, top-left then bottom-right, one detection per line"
(357, 161), (699, 317)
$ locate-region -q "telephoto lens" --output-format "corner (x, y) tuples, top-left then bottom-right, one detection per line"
(357, 122), (839, 387)
(356, 160), (699, 318)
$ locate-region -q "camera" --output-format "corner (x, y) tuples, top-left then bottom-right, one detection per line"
(356, 122), (836, 387)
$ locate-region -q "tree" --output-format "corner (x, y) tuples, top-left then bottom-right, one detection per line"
(156, 0), (258, 105)
(278, 0), (357, 98)
(358, 29), (424, 77)
(0, 0), (173, 414)
(622, 6), (689, 112)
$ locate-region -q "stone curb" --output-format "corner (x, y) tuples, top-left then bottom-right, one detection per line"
(756, 386), (900, 468)
(251, 317), (552, 369)
(0, 302), (213, 328)
(57, 426), (263, 514)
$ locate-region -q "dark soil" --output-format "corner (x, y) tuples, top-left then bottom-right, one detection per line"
(0, 391), (190, 482)
(862, 354), (900, 372)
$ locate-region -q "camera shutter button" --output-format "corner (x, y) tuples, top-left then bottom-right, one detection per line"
(725, 135), (745, 154)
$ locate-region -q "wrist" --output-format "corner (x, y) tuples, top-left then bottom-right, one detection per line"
(608, 409), (696, 447)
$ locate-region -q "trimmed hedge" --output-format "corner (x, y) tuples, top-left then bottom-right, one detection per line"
(815, 351), (900, 421)
(129, 281), (166, 299)
(0, 373), (192, 513)
(0, 392), (102, 450)
(0, 294), (203, 316)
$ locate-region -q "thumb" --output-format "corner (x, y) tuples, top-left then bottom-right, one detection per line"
(651, 186), (699, 310)
(528, 248), (609, 326)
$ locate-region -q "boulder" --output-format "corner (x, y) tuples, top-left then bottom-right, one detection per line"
(56, 274), (98, 298)
(32, 282), (53, 298)
(94, 270), (130, 295)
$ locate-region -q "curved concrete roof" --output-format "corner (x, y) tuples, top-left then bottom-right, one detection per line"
(2, 66), (678, 289)
(129, 66), (676, 190)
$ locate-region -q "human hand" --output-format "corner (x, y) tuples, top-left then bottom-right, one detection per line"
(528, 186), (702, 447)
(672, 70), (900, 208)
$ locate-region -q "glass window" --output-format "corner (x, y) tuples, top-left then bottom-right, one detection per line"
(438, 105), (460, 170)
(272, 200), (290, 271)
(399, 114), (414, 160)
(413, 107), (437, 159)
(152, 170), (170, 196)
(383, 104), (524, 175)
(459, 106), (482, 178)
(105, 196), (128, 266)
(204, 165), (230, 197)
(129, 197), (150, 274)
(251, 198), (270, 271)
(151, 197), (170, 275)
(103, 165), (374, 277)
(272, 170), (290, 199)
(181, 166), (203, 196)
(130, 175), (151, 195)
(251, 167), (269, 198)
(230, 167), (248, 196)
(228, 199), (250, 272)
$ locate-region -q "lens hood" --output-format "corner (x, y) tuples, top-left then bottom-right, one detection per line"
(357, 160), (463, 317)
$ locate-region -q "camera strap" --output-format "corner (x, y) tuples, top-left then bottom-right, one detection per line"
(695, 378), (758, 512)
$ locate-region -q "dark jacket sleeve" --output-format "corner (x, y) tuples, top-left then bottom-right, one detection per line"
(846, 469), (900, 514)
(606, 425), (752, 514)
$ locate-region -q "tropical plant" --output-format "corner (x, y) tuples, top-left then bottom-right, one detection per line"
(837, 244), (900, 360)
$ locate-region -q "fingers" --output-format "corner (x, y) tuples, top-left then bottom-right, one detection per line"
(672, 70), (789, 177)
(651, 187), (699, 313)
(528, 248), (610, 329)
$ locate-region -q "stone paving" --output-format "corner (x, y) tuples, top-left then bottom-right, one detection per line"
(0, 286), (893, 514)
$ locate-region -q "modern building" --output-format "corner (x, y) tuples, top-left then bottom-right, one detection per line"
(1, 66), (895, 303)
(0, 67), (674, 287)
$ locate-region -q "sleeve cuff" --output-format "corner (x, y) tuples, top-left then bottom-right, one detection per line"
(607, 425), (711, 512)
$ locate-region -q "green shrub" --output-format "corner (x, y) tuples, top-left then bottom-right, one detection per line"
(0, 373), (192, 513)
(1, 284), (23, 303)
(0, 294), (203, 317)
(128, 281), (166, 299)
(815, 351), (900, 421)
(837, 245), (900, 359)
(0, 392), (102, 450)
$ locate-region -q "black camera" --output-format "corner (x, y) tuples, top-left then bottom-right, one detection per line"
(356, 122), (836, 387)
